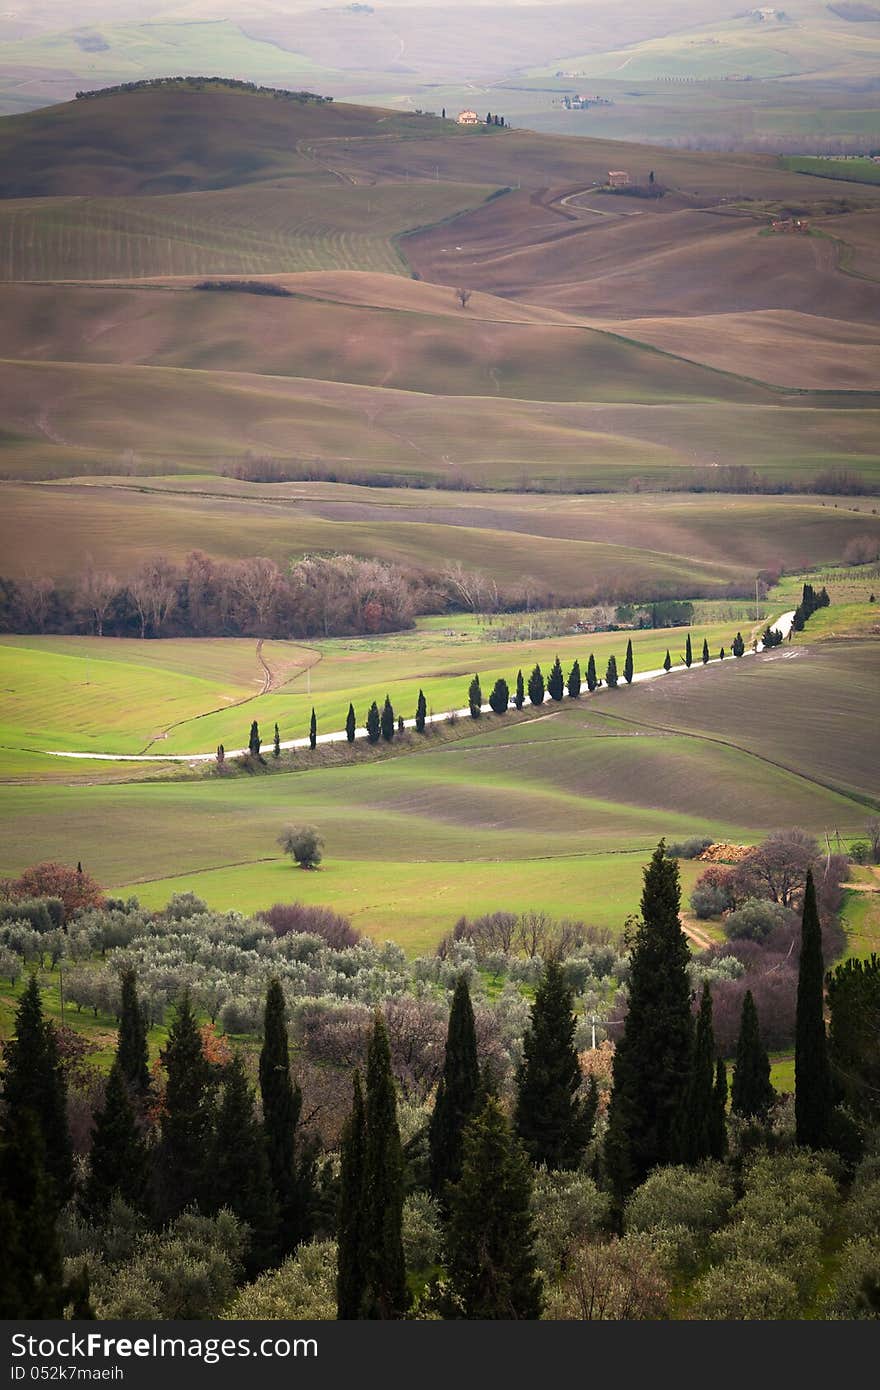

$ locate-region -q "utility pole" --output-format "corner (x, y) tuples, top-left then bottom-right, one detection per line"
(755, 575), (760, 623)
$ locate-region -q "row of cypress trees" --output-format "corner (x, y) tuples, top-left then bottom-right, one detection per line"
(244, 689), (432, 759)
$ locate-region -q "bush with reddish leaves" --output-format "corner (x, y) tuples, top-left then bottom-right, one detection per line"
(258, 902), (361, 949)
(2, 861), (104, 922)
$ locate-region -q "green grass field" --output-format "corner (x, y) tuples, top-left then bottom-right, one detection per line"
(782, 156), (880, 187)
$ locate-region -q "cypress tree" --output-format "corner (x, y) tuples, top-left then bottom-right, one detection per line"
(527, 664), (545, 706)
(468, 674), (482, 718)
(604, 843), (693, 1204)
(488, 677), (509, 714)
(211, 1055), (278, 1276)
(381, 695), (395, 741)
(515, 961), (589, 1170)
(260, 978), (313, 1254)
(346, 703), (356, 744)
(446, 1098), (542, 1319)
(415, 689), (427, 734)
(0, 1111), (65, 1316)
(155, 990), (216, 1219)
(567, 659), (582, 699)
(514, 669), (525, 710)
(336, 1071), (367, 1318)
(249, 720), (261, 758)
(623, 639), (634, 685)
(719, 647), (725, 661)
(361, 1013), (408, 1319)
(117, 968), (149, 1098)
(795, 869), (832, 1148)
(663, 649), (672, 673)
(702, 638), (710, 665)
(273, 722), (281, 759)
(732, 632), (745, 657)
(397, 715), (404, 734)
(429, 977), (480, 1201)
(678, 983), (715, 1165)
(827, 955), (880, 1122)
(731, 989), (775, 1121)
(1, 975), (73, 1208)
(547, 655), (564, 701)
(586, 653), (597, 692)
(81, 1059), (148, 1221)
(309, 707), (317, 750)
(605, 654), (618, 688)
(684, 633), (693, 668)
(366, 701), (380, 743)
(711, 1058), (728, 1161)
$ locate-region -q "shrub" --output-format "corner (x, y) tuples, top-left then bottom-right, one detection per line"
(3, 863), (104, 921)
(724, 898), (796, 943)
(91, 1210), (246, 1319)
(277, 825), (323, 869)
(691, 882), (734, 920)
(665, 838), (713, 860)
(163, 892), (209, 922)
(822, 1238), (880, 1319)
(691, 1259), (800, 1320)
(531, 1170), (611, 1278)
(544, 1232), (670, 1320)
(844, 1177), (880, 1240)
(223, 1240), (337, 1319)
(625, 1164), (734, 1241)
(402, 1192), (444, 1272)
(259, 902), (360, 947)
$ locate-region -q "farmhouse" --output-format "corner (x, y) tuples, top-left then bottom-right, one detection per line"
(770, 217), (810, 233)
(456, 109), (480, 125)
(607, 170), (631, 187)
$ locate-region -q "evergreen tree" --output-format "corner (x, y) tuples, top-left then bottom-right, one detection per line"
(260, 979), (313, 1254)
(795, 869), (832, 1148)
(731, 989), (775, 1121)
(567, 659), (582, 699)
(732, 632), (745, 658)
(309, 707), (317, 750)
(710, 1058), (728, 1160)
(249, 720), (261, 758)
(366, 701), (381, 743)
(446, 1098), (542, 1319)
(604, 843), (693, 1204)
(515, 961), (589, 1170)
(1, 975), (73, 1207)
(336, 1071), (366, 1318)
(211, 1055), (278, 1276)
(684, 633), (693, 668)
(547, 656), (564, 701)
(678, 983), (715, 1165)
(381, 695), (395, 741)
(514, 669), (525, 710)
(155, 990), (216, 1219)
(0, 1112), (65, 1316)
(415, 689), (427, 734)
(527, 664), (545, 706)
(273, 722), (281, 759)
(663, 649), (672, 672)
(623, 639), (634, 685)
(429, 978), (480, 1201)
(397, 715), (404, 734)
(586, 653), (597, 692)
(346, 703), (356, 744)
(827, 955), (880, 1122)
(468, 675), (482, 719)
(81, 1059), (148, 1221)
(116, 968), (150, 1097)
(361, 1014), (408, 1319)
(702, 638), (710, 665)
(488, 677), (509, 714)
(605, 654), (618, 688)
(719, 647), (725, 661)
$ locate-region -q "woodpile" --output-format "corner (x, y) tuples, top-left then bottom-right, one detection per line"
(698, 842), (753, 864)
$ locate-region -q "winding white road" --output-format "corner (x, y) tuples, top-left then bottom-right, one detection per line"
(43, 612), (796, 765)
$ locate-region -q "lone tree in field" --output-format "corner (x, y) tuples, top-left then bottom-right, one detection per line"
(117, 968), (150, 1097)
(515, 961), (590, 1170)
(346, 703), (356, 744)
(1, 975), (73, 1209)
(586, 653), (598, 692)
(732, 631), (745, 658)
(249, 720), (262, 758)
(273, 722), (281, 759)
(514, 669), (525, 709)
(605, 654), (618, 688)
(361, 1013), (408, 1319)
(468, 675), (483, 719)
(678, 983), (716, 1165)
(489, 677), (509, 714)
(415, 689), (427, 734)
(429, 977), (480, 1202)
(663, 649), (672, 673)
(528, 664), (545, 706)
(337, 1071), (367, 1318)
(381, 695), (395, 741)
(604, 843), (693, 1205)
(623, 639), (634, 685)
(567, 659), (582, 699)
(702, 638), (710, 665)
(278, 825), (324, 870)
(684, 633), (693, 668)
(547, 656), (565, 701)
(456, 287), (472, 309)
(366, 701), (381, 744)
(309, 707), (317, 750)
(260, 978), (313, 1255)
(795, 869), (832, 1148)
(446, 1098), (542, 1319)
(731, 989), (775, 1121)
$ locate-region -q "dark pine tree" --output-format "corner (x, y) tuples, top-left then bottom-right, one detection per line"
(415, 689), (427, 734)
(488, 678), (509, 714)
(663, 649), (672, 673)
(155, 990), (216, 1219)
(567, 659), (582, 699)
(623, 639), (634, 685)
(468, 675), (482, 719)
(211, 1055), (278, 1276)
(586, 653), (598, 692)
(604, 843), (693, 1205)
(366, 701), (381, 744)
(527, 664), (545, 706)
(1, 974), (73, 1208)
(381, 695), (395, 742)
(827, 955), (880, 1122)
(249, 720), (261, 758)
(684, 633), (693, 668)
(719, 647), (725, 661)
(346, 703), (356, 744)
(547, 656), (564, 701)
(731, 989), (775, 1121)
(336, 1071), (367, 1318)
(0, 1112), (65, 1316)
(429, 977), (480, 1202)
(446, 1098), (542, 1319)
(260, 978), (313, 1254)
(116, 968), (150, 1098)
(309, 707), (317, 750)
(273, 722), (281, 759)
(514, 669), (525, 710)
(732, 631), (745, 658)
(361, 1013), (408, 1319)
(605, 654), (618, 688)
(678, 983), (715, 1165)
(702, 638), (710, 665)
(795, 869), (832, 1149)
(515, 961), (589, 1170)
(711, 1058), (728, 1161)
(81, 1059), (148, 1221)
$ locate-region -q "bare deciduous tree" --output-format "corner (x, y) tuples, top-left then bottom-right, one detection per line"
(17, 576), (54, 632)
(455, 287), (472, 309)
(234, 556), (281, 630)
(77, 560), (118, 637)
(127, 556), (179, 639)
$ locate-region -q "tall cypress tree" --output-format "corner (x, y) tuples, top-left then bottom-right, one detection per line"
(260, 978), (312, 1254)
(719, 647), (725, 660)
(381, 695), (395, 741)
(446, 1098), (542, 1319)
(415, 689), (427, 734)
(361, 1013), (408, 1319)
(429, 978), (480, 1201)
(547, 656), (564, 701)
(336, 1071), (367, 1318)
(488, 678), (509, 714)
(1, 975), (73, 1208)
(684, 633), (693, 668)
(155, 990), (216, 1219)
(567, 659), (582, 699)
(346, 703), (356, 744)
(366, 701), (381, 743)
(211, 1055), (278, 1276)
(515, 961), (589, 1170)
(711, 1058), (728, 1161)
(586, 653), (597, 692)
(731, 989), (775, 1121)
(604, 843), (693, 1204)
(795, 869), (832, 1148)
(623, 639), (634, 685)
(0, 1111), (65, 1316)
(116, 968), (149, 1097)
(249, 720), (261, 758)
(309, 707), (317, 750)
(702, 637), (710, 665)
(514, 669), (525, 710)
(678, 983), (715, 1165)
(468, 675), (482, 718)
(527, 664), (545, 706)
(663, 649), (672, 672)
(605, 654), (618, 688)
(273, 722), (281, 759)
(81, 1059), (148, 1221)
(732, 632), (745, 657)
